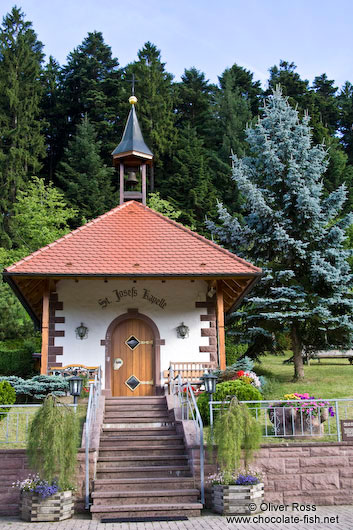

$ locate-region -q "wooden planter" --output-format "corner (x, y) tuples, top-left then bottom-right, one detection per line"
(20, 490), (74, 522)
(212, 483), (264, 515)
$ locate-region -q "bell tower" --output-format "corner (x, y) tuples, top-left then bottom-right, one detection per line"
(112, 95), (154, 205)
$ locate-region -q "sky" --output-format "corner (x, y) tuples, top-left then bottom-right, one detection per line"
(1, 0), (353, 90)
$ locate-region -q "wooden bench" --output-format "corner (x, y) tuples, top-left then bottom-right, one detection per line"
(49, 364), (100, 382)
(304, 350), (353, 365)
(163, 362), (217, 390)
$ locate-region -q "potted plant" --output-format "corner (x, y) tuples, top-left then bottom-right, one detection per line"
(19, 394), (79, 522)
(208, 397), (263, 515)
(268, 393), (334, 437)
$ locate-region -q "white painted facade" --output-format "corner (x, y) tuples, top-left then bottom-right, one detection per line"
(55, 278), (211, 389)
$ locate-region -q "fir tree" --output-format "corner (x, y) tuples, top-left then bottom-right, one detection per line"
(160, 125), (218, 232)
(210, 89), (353, 380)
(0, 7), (45, 246)
(40, 56), (65, 181)
(124, 42), (175, 168)
(60, 31), (122, 165)
(338, 81), (353, 164)
(174, 67), (216, 144)
(57, 116), (116, 221)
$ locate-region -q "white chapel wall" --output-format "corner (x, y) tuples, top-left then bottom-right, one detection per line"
(54, 278), (211, 388)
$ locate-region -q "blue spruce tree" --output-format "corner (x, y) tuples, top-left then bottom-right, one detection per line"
(210, 88), (353, 380)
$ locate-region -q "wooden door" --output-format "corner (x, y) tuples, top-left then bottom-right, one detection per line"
(112, 318), (154, 396)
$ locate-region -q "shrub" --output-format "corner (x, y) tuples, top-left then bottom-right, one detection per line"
(0, 380), (16, 421)
(0, 337), (41, 378)
(0, 375), (69, 403)
(197, 380), (262, 425)
(27, 395), (79, 490)
(207, 398), (262, 484)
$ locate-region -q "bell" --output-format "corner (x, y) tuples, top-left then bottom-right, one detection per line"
(127, 171), (138, 186)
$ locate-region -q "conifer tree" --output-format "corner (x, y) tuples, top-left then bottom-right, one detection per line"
(338, 81), (353, 163)
(174, 67), (216, 144)
(40, 56), (65, 181)
(60, 31), (122, 165)
(161, 126), (218, 232)
(124, 42), (175, 168)
(0, 7), (45, 246)
(210, 89), (353, 380)
(57, 116), (116, 222)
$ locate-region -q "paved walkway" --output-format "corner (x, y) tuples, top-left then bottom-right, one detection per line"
(1, 506), (352, 530)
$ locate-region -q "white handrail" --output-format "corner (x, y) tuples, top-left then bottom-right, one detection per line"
(170, 371), (204, 506)
(85, 366), (101, 509)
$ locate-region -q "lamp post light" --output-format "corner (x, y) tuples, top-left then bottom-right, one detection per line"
(68, 376), (83, 407)
(201, 372), (218, 427)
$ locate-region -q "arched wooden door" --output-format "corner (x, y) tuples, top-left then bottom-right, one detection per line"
(112, 318), (154, 396)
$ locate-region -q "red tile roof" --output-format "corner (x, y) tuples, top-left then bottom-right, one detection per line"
(5, 201), (261, 277)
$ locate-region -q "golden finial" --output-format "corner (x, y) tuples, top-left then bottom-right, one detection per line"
(129, 95), (137, 105)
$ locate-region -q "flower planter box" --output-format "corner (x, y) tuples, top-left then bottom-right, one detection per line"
(20, 491), (74, 522)
(212, 483), (264, 515)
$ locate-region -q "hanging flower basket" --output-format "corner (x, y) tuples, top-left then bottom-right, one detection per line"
(20, 490), (74, 522)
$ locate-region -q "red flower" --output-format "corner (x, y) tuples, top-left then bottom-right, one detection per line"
(236, 370), (245, 377)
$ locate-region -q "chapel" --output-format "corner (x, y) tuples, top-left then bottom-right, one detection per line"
(3, 96), (262, 396)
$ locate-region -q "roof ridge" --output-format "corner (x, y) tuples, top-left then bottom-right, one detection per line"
(130, 202), (261, 273)
(5, 201), (134, 272)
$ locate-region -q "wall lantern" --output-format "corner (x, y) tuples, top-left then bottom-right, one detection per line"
(75, 322), (88, 340)
(68, 376), (83, 405)
(201, 372), (218, 396)
(176, 322), (189, 339)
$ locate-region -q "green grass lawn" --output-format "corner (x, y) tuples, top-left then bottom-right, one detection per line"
(254, 353), (353, 400)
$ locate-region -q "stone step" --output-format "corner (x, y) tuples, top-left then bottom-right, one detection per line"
(102, 426), (177, 435)
(90, 503), (202, 519)
(93, 477), (196, 492)
(97, 455), (188, 467)
(92, 489), (199, 505)
(100, 435), (183, 447)
(105, 397), (166, 405)
(103, 419), (173, 427)
(99, 446), (185, 457)
(96, 465), (192, 479)
(104, 410), (170, 419)
(104, 403), (168, 414)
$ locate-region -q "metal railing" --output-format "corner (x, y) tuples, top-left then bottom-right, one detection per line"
(170, 368), (205, 505)
(209, 398), (353, 441)
(0, 404), (41, 445)
(85, 366), (102, 510)
(0, 400), (79, 445)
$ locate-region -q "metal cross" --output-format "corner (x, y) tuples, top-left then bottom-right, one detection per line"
(127, 74), (137, 96)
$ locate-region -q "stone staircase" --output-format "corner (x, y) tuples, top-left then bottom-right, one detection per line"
(90, 396), (203, 520)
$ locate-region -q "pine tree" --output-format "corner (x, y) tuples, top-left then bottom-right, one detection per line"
(60, 31), (122, 165)
(40, 56), (65, 181)
(0, 7), (45, 246)
(124, 42), (175, 168)
(338, 81), (353, 164)
(174, 67), (216, 144)
(57, 116), (116, 221)
(210, 89), (353, 380)
(160, 126), (218, 232)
